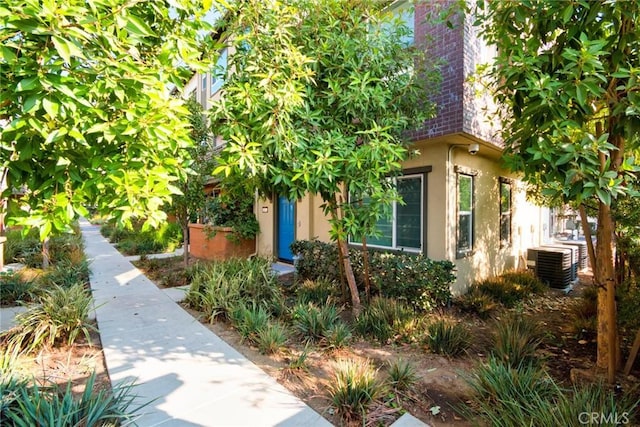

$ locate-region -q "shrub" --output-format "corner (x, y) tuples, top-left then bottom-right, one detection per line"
(618, 280), (640, 333)
(324, 322), (353, 349)
(570, 285), (598, 337)
(103, 221), (182, 255)
(3, 228), (85, 268)
(0, 271), (37, 305)
(186, 257), (284, 322)
(1, 372), (143, 426)
(475, 278), (528, 308)
(255, 322), (288, 355)
(3, 228), (39, 265)
(462, 358), (639, 427)
(455, 287), (498, 319)
(492, 314), (542, 367)
(290, 240), (455, 311)
(231, 303), (270, 344)
(291, 302), (340, 343)
(461, 359), (558, 426)
(294, 278), (337, 305)
(387, 359), (418, 391)
(328, 359), (384, 422)
(355, 297), (415, 344)
(499, 270), (546, 294)
(40, 259), (90, 288)
(3, 284), (96, 354)
(426, 319), (471, 357)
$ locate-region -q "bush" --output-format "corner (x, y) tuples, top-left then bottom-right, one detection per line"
(3, 228), (85, 268)
(291, 240), (454, 311)
(255, 322), (288, 355)
(462, 358), (639, 427)
(0, 271), (37, 306)
(426, 319), (471, 357)
(461, 359), (558, 426)
(387, 359), (418, 391)
(291, 302), (340, 344)
(102, 221), (182, 256)
(1, 372), (143, 426)
(186, 257), (284, 322)
(618, 280), (640, 333)
(324, 322), (353, 349)
(294, 278), (338, 305)
(231, 303), (270, 344)
(328, 359), (384, 423)
(3, 284), (96, 354)
(499, 270), (546, 294)
(40, 259), (90, 288)
(455, 287), (498, 319)
(492, 314), (542, 367)
(355, 297), (416, 344)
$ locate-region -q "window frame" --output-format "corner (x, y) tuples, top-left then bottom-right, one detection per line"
(348, 167), (430, 253)
(499, 177), (513, 248)
(456, 169), (475, 259)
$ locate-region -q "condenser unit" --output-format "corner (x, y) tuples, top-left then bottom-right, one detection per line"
(527, 246), (574, 291)
(557, 240), (589, 271)
(543, 244), (579, 281)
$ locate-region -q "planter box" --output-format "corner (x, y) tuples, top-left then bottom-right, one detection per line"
(188, 224), (255, 261)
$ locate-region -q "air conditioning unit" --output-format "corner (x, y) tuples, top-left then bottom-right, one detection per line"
(557, 240), (589, 271)
(527, 246), (574, 291)
(543, 244), (579, 281)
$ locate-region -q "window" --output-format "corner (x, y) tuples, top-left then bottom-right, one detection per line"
(200, 74), (207, 106)
(457, 173), (474, 257)
(500, 178), (512, 247)
(384, 1), (414, 47)
(350, 174), (424, 252)
(210, 48), (228, 94)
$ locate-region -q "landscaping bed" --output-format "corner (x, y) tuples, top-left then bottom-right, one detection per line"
(134, 247), (640, 427)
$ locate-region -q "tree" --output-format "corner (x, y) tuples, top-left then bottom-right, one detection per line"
(475, 1), (640, 382)
(0, 0), (218, 241)
(166, 96), (214, 267)
(211, 0), (439, 312)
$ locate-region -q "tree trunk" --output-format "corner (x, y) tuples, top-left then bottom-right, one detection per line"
(579, 204), (596, 272)
(42, 237), (50, 269)
(594, 203), (620, 382)
(182, 223), (189, 268)
(327, 194), (361, 314)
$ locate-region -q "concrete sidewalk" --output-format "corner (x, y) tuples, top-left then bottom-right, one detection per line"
(80, 219), (332, 427)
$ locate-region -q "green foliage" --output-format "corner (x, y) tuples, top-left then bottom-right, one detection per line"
(291, 302), (340, 344)
(618, 280), (640, 334)
(328, 359), (384, 423)
(0, 271), (36, 306)
(0, 372), (143, 426)
(103, 221), (182, 256)
(387, 359), (418, 391)
(426, 319), (471, 357)
(499, 270), (547, 294)
(474, 279), (528, 308)
(186, 257), (284, 322)
(4, 228), (85, 268)
(231, 303), (270, 344)
(454, 287), (498, 319)
(294, 278), (338, 305)
(203, 192), (260, 241)
(570, 285), (598, 337)
(41, 259), (90, 288)
(3, 228), (39, 265)
(3, 283), (95, 354)
(0, 0), (219, 238)
(323, 322), (353, 350)
(255, 322), (288, 355)
(492, 314), (542, 368)
(355, 297), (416, 344)
(291, 240), (455, 311)
(462, 358), (639, 426)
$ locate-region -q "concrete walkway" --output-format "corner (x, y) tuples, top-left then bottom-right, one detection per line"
(80, 219), (331, 427)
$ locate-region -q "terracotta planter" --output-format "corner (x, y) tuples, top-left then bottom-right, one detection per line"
(188, 224), (255, 260)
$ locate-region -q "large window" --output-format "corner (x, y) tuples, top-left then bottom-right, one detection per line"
(350, 174), (424, 252)
(500, 178), (512, 247)
(457, 173), (474, 257)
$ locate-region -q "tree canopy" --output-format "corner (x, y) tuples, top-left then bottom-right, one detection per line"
(212, 0), (440, 310)
(475, 0), (640, 381)
(0, 0), (217, 239)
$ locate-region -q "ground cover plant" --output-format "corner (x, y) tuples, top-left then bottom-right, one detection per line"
(135, 253), (640, 426)
(100, 221), (182, 256)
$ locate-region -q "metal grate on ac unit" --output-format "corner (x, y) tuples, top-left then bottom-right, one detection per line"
(527, 246), (576, 292)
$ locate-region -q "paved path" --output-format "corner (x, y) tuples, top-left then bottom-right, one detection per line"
(80, 219), (331, 427)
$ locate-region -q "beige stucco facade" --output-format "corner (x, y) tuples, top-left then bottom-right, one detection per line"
(255, 133), (550, 294)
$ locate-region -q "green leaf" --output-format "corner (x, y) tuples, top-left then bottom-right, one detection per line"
(125, 15), (155, 37)
(42, 98), (59, 119)
(16, 76), (38, 92)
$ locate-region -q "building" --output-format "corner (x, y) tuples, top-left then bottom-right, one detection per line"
(189, 0), (554, 293)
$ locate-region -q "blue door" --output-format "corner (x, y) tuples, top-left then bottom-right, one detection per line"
(277, 196), (295, 262)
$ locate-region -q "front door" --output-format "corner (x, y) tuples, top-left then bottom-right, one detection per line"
(277, 196), (295, 263)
